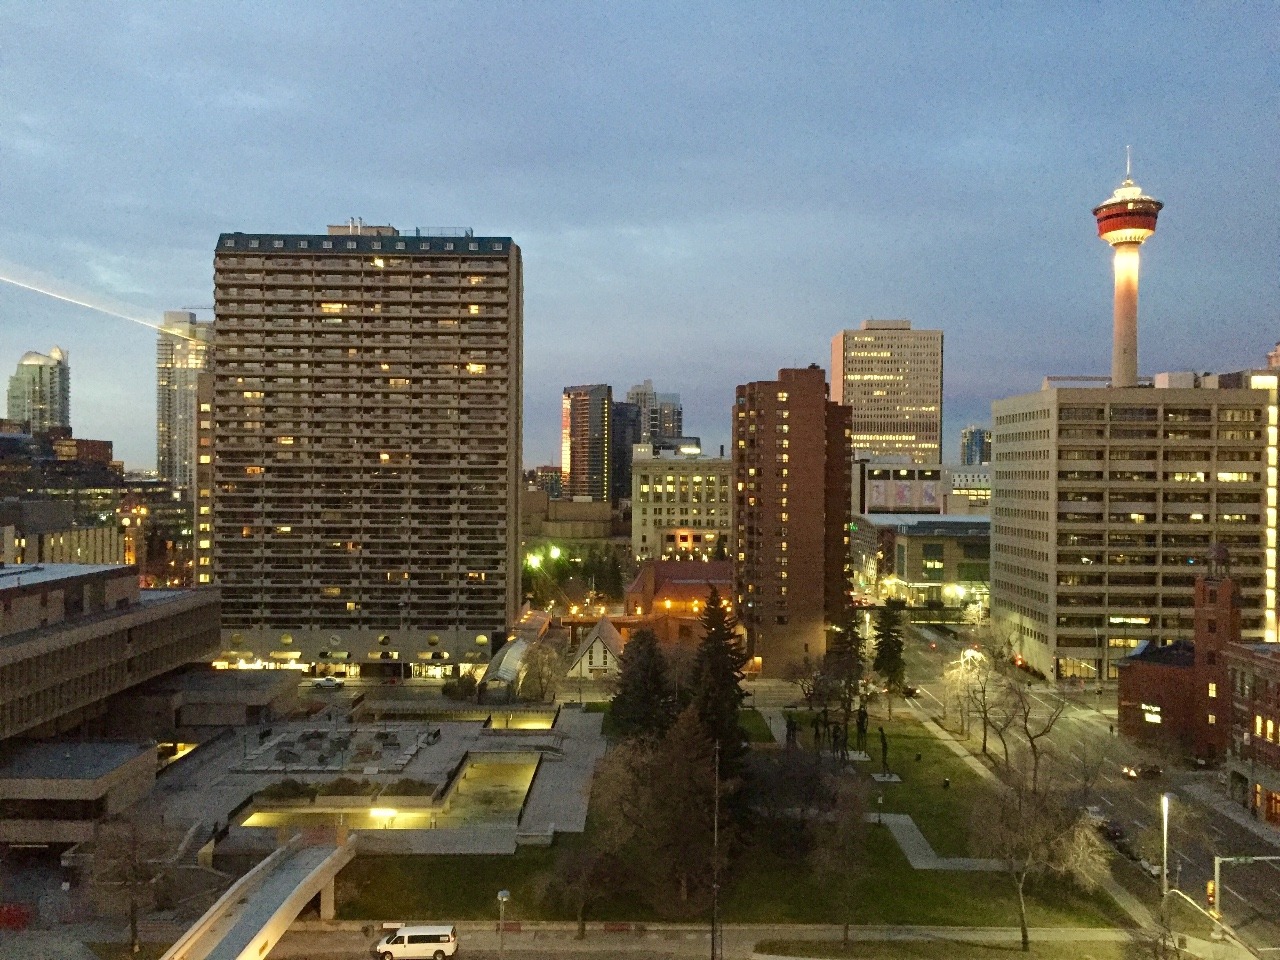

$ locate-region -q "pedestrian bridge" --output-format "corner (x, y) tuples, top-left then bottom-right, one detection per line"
(160, 831), (356, 960)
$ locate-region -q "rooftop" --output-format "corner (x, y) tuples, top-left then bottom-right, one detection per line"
(217, 232), (513, 254)
(869, 515), (991, 536)
(0, 739), (154, 782)
(0, 563), (127, 590)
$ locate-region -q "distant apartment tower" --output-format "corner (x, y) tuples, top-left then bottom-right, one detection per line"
(734, 366), (852, 677)
(626, 379), (683, 444)
(7, 346), (70, 433)
(990, 375), (1278, 681)
(960, 426), (992, 465)
(831, 320), (943, 464)
(157, 311), (214, 498)
(632, 443), (733, 561)
(561, 384), (612, 501)
(212, 225), (522, 663)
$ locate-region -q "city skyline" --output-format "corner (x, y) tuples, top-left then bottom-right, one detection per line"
(0, 3), (1275, 468)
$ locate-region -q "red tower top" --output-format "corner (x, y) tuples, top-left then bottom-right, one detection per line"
(1093, 176), (1163, 246)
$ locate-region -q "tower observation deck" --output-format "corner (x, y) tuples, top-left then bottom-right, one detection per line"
(1093, 170), (1163, 388)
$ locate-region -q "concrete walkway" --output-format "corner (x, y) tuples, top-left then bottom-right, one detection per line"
(905, 700), (1156, 930)
(866, 813), (1001, 871)
(267, 920), (1256, 960)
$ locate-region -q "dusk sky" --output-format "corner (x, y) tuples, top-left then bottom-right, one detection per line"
(0, 3), (1275, 469)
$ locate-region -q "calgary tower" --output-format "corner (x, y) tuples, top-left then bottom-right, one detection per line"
(1093, 155), (1163, 388)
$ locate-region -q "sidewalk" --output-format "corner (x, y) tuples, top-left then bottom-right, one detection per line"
(1181, 780), (1280, 847)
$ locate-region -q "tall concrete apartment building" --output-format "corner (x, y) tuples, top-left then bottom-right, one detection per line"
(561, 384), (612, 501)
(990, 375), (1278, 681)
(831, 320), (943, 464)
(7, 346), (70, 433)
(734, 366), (852, 677)
(211, 225), (522, 669)
(632, 443), (733, 561)
(157, 311), (214, 499)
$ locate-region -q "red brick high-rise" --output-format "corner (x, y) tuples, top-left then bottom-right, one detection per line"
(733, 365), (851, 677)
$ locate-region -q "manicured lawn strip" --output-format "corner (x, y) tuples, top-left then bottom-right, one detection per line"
(783, 712), (986, 857)
(88, 946), (169, 960)
(724, 828), (1130, 928)
(755, 938), (1134, 959)
(741, 709), (776, 744)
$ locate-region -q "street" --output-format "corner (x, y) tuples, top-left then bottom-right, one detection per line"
(901, 622), (1280, 954)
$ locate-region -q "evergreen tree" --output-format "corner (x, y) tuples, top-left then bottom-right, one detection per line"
(610, 629), (672, 739)
(690, 587), (748, 776)
(872, 600), (907, 717)
(824, 600), (865, 724)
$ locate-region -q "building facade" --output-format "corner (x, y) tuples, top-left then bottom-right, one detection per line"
(734, 366), (852, 676)
(610, 400), (643, 504)
(561, 384), (612, 501)
(990, 376), (1278, 680)
(830, 320), (943, 464)
(1226, 636), (1280, 826)
(631, 444), (733, 561)
(157, 311), (214, 499)
(7, 347), (70, 434)
(211, 225), (522, 672)
(626, 379), (682, 444)
(960, 425), (992, 465)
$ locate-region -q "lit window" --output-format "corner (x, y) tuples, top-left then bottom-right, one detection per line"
(1208, 682), (1217, 699)
(469, 305), (481, 315)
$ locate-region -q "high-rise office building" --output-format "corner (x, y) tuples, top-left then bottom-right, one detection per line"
(610, 400), (643, 503)
(960, 425), (992, 465)
(831, 320), (943, 464)
(157, 311), (214, 499)
(561, 384), (612, 501)
(211, 225), (522, 670)
(990, 374), (1278, 681)
(626, 379), (682, 444)
(7, 346), (70, 434)
(734, 365), (852, 677)
(632, 444), (733, 561)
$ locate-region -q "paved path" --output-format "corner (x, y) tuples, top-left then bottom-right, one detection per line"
(867, 813), (1001, 871)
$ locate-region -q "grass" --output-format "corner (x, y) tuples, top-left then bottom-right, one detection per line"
(783, 712), (987, 857)
(88, 946), (169, 960)
(740, 708), (775, 744)
(755, 939), (1139, 959)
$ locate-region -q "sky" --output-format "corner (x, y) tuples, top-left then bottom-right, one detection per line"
(0, 2), (1275, 470)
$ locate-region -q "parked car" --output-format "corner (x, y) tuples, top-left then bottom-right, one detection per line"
(313, 676), (344, 690)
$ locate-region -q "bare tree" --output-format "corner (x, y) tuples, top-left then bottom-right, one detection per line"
(518, 638), (566, 702)
(971, 763), (1109, 952)
(1006, 679), (1066, 792)
(783, 654), (829, 711)
(90, 810), (186, 954)
(808, 776), (869, 944)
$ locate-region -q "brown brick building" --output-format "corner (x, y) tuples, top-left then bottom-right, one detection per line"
(1117, 572), (1237, 761)
(733, 366), (851, 677)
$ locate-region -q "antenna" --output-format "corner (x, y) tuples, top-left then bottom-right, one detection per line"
(1125, 145), (1132, 179)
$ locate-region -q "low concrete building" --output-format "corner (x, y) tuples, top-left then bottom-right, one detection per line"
(0, 740), (156, 844)
(104, 668), (299, 741)
(873, 514), (990, 611)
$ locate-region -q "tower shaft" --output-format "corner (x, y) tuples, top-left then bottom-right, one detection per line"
(1111, 242), (1141, 388)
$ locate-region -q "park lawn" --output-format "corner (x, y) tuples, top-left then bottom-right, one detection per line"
(740, 708), (776, 744)
(783, 712), (987, 857)
(755, 938), (1136, 959)
(89, 946), (169, 960)
(723, 825), (1131, 929)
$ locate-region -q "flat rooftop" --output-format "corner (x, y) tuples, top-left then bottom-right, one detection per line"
(0, 739), (154, 782)
(869, 514), (991, 536)
(139, 668), (293, 696)
(0, 563), (126, 590)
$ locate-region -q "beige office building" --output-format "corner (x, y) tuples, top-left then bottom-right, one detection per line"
(631, 444), (733, 561)
(831, 320), (943, 464)
(211, 225), (522, 674)
(990, 375), (1279, 680)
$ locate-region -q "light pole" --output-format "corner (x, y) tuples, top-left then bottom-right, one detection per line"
(497, 889), (510, 960)
(1161, 792), (1173, 897)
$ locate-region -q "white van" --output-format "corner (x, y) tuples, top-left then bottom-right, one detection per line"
(374, 925), (458, 960)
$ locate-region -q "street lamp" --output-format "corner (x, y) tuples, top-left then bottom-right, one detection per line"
(1161, 792), (1173, 897)
(497, 889), (511, 960)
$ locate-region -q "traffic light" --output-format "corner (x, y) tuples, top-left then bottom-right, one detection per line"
(1206, 880), (1216, 908)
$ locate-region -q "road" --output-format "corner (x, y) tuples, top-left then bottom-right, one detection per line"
(900, 621), (1280, 955)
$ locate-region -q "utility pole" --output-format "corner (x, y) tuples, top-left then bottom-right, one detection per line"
(711, 740), (721, 960)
